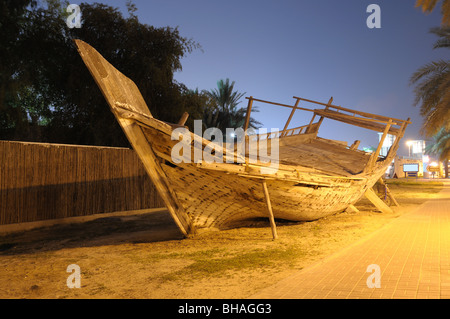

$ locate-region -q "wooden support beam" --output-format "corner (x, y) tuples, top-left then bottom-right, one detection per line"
(365, 120), (391, 172)
(349, 140), (360, 150)
(364, 187), (394, 214)
(293, 95), (411, 125)
(245, 96), (314, 113)
(178, 112), (189, 126)
(244, 96), (254, 132)
(377, 178), (400, 207)
(311, 97), (333, 133)
(346, 204), (360, 213)
(262, 180), (278, 240)
(374, 119), (392, 157)
(385, 117), (410, 159)
(313, 109), (400, 135)
(281, 99), (300, 136)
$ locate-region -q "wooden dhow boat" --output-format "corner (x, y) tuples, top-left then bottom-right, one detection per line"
(75, 39), (410, 238)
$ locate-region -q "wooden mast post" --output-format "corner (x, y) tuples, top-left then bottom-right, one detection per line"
(363, 119), (395, 214)
(306, 97), (333, 133)
(178, 112), (189, 126)
(281, 98), (300, 137)
(262, 180), (278, 240)
(243, 96), (254, 157)
(244, 96), (253, 132)
(368, 119), (392, 170)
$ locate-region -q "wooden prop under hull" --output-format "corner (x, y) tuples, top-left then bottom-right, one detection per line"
(74, 39), (410, 237)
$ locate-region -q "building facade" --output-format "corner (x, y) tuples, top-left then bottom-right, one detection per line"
(377, 134), (444, 178)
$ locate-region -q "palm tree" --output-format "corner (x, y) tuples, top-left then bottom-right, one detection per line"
(425, 127), (450, 177)
(415, 0), (450, 26)
(410, 26), (450, 137)
(203, 79), (261, 135)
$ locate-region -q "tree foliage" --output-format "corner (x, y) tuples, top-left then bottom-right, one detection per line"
(415, 0), (450, 26)
(410, 26), (450, 137)
(425, 127), (450, 177)
(202, 79), (261, 136)
(426, 127), (450, 160)
(1, 2), (262, 147)
(0, 1), (203, 146)
(0, 0), (37, 139)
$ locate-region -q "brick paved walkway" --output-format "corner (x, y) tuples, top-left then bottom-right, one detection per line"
(251, 180), (450, 299)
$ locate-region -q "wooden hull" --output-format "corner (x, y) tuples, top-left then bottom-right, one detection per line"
(140, 122), (387, 229)
(74, 39), (409, 236)
(161, 161), (381, 229)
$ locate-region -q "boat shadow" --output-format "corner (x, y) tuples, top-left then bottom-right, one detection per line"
(0, 210), (184, 256)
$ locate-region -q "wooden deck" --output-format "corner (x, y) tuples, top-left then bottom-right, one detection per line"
(279, 138), (370, 176)
(74, 39), (410, 237)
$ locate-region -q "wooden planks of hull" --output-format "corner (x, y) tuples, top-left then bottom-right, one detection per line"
(74, 39), (410, 237)
(159, 160), (383, 229)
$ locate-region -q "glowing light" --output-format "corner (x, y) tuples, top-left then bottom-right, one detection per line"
(406, 140), (413, 157)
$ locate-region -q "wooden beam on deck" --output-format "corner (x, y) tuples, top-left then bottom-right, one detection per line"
(312, 109), (400, 135)
(244, 96), (254, 132)
(178, 112), (189, 126)
(281, 99), (300, 136)
(307, 97), (333, 133)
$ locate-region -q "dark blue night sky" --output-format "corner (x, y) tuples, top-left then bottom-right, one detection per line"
(82, 0), (447, 154)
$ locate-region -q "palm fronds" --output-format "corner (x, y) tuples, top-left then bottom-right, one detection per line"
(202, 78), (262, 137)
(425, 127), (450, 161)
(415, 0), (450, 26)
(410, 26), (450, 136)
(430, 26), (450, 48)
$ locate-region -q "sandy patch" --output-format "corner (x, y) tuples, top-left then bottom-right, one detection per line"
(0, 180), (443, 299)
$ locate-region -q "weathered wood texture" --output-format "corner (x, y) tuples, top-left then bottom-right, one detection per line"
(262, 180), (278, 240)
(160, 158), (383, 229)
(0, 141), (164, 225)
(364, 187), (394, 214)
(72, 39), (410, 235)
(74, 39), (195, 236)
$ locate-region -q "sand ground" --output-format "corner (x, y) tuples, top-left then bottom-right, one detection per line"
(0, 179), (444, 299)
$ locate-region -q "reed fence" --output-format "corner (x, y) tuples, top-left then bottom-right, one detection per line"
(0, 140), (164, 225)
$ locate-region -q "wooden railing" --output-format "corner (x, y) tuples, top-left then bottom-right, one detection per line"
(248, 123), (314, 142)
(244, 95), (411, 139)
(242, 95), (411, 167)
(243, 96), (331, 141)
